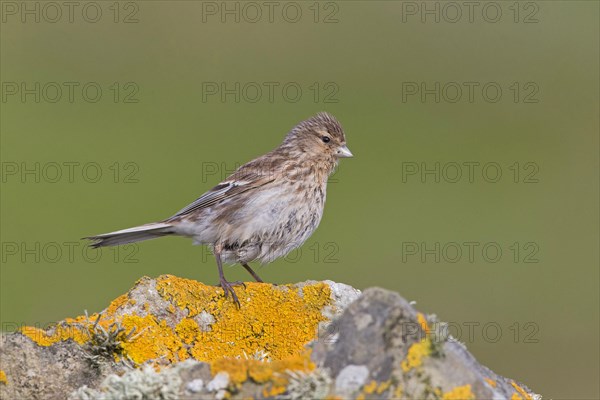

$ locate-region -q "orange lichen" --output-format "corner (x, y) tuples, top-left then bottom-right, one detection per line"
(376, 380), (391, 394)
(157, 275), (332, 362)
(105, 293), (129, 315)
(18, 275), (333, 368)
(211, 349), (315, 390)
(442, 384), (475, 400)
(20, 318), (89, 346)
(417, 312), (430, 335)
(511, 381), (532, 400)
(511, 394), (523, 400)
(248, 361), (276, 384)
(118, 315), (188, 364)
(363, 380), (378, 394)
(362, 380), (391, 395)
(262, 384), (287, 398)
(175, 318), (201, 345)
(0, 370), (7, 385)
(211, 358), (250, 386)
(401, 337), (432, 372)
(485, 377), (497, 387)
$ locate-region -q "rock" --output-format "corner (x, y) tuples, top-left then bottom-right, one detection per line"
(184, 378), (204, 393)
(206, 372), (230, 392)
(335, 365), (370, 397)
(0, 275), (539, 399)
(312, 288), (540, 399)
(0, 332), (121, 399)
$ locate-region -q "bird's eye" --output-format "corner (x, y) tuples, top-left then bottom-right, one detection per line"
(322, 136), (331, 143)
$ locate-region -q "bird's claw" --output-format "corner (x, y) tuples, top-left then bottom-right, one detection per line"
(230, 280), (247, 289)
(218, 279), (245, 307)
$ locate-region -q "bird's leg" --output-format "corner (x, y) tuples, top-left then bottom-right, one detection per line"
(214, 244), (243, 307)
(242, 263), (264, 283)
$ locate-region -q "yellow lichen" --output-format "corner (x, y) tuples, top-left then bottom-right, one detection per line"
(211, 349), (315, 396)
(442, 384), (475, 400)
(484, 377), (497, 387)
(175, 318), (201, 345)
(262, 384), (287, 398)
(362, 379), (391, 395)
(118, 315), (188, 364)
(376, 380), (391, 394)
(511, 394), (523, 400)
(363, 380), (378, 394)
(106, 293), (129, 315)
(511, 381), (532, 400)
(157, 275), (332, 362)
(20, 318), (89, 346)
(0, 370), (7, 385)
(18, 275), (333, 368)
(211, 358), (250, 386)
(417, 312), (430, 335)
(401, 337), (431, 372)
(248, 361), (275, 383)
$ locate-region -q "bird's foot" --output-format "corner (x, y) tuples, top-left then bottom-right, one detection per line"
(217, 279), (245, 307)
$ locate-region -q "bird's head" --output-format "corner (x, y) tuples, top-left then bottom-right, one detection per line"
(282, 112), (353, 161)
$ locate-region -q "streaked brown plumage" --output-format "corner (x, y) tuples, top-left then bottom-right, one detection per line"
(86, 112), (352, 306)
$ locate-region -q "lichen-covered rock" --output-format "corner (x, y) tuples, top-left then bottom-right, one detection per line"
(0, 275), (539, 400)
(0, 275), (358, 399)
(311, 288), (540, 399)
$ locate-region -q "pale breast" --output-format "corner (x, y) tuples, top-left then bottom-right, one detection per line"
(221, 180), (327, 264)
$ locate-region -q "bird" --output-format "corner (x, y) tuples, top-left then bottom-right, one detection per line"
(85, 112), (353, 306)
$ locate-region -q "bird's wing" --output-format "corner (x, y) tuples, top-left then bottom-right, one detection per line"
(169, 172), (275, 219)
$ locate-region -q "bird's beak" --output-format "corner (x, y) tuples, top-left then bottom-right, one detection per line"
(336, 144), (354, 158)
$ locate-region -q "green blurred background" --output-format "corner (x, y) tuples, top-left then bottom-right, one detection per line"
(1, 1), (598, 398)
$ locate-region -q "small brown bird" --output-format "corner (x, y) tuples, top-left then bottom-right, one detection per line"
(86, 112), (353, 306)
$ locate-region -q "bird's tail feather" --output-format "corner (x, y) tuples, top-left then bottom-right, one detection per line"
(84, 222), (173, 248)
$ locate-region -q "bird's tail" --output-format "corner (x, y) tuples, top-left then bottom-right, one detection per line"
(84, 222), (174, 248)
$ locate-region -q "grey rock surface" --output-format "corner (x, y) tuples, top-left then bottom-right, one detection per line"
(312, 288), (540, 399)
(0, 332), (122, 399)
